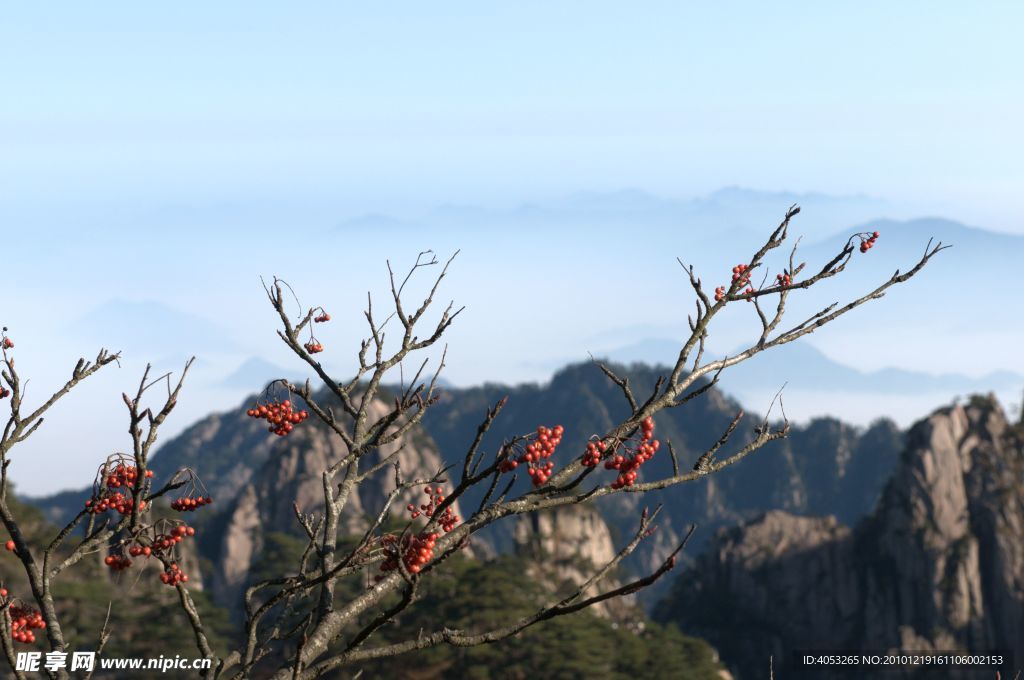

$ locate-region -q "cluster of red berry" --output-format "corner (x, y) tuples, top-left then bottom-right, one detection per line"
(123, 525), (196, 585)
(246, 399), (309, 436)
(85, 461), (152, 515)
(582, 439), (604, 467)
(582, 417), (660, 489)
(104, 554), (132, 571)
(859, 230), (880, 253)
(304, 340), (325, 354)
(85, 491), (146, 516)
(160, 563), (188, 586)
(776, 272), (792, 287)
(104, 462), (153, 489)
(170, 495), (213, 512)
(126, 525), (195, 560)
(407, 486), (459, 532)
(151, 525), (196, 554)
(313, 311), (331, 323)
(378, 484), (464, 577)
(715, 264), (758, 302)
(2, 333), (14, 396)
(8, 604), (45, 644)
(498, 425), (564, 486)
(379, 531), (440, 575)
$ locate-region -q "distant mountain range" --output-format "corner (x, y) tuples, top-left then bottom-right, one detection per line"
(800, 216), (1024, 330)
(597, 339), (1023, 395)
(220, 356), (295, 389)
(336, 187), (895, 240)
(332, 188), (1024, 379)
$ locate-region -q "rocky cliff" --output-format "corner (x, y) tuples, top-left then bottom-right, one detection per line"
(654, 396), (1024, 679)
(210, 398), (463, 610)
(513, 503), (640, 622)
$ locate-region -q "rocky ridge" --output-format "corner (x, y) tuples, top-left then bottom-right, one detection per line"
(27, 361), (908, 617)
(655, 396), (1024, 679)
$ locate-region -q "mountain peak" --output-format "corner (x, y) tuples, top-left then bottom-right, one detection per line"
(656, 397), (1024, 678)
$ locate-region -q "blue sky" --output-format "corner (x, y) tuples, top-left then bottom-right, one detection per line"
(2, 3), (1023, 494)
(3, 2), (1023, 225)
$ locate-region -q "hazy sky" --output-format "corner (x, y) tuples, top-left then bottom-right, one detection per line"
(3, 2), (1023, 227)
(2, 3), (1022, 494)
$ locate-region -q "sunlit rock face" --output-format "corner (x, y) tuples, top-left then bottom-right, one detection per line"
(513, 503), (635, 621)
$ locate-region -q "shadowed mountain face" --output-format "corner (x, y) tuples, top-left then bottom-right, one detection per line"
(28, 361), (904, 614)
(417, 362), (902, 564)
(654, 396), (1024, 680)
